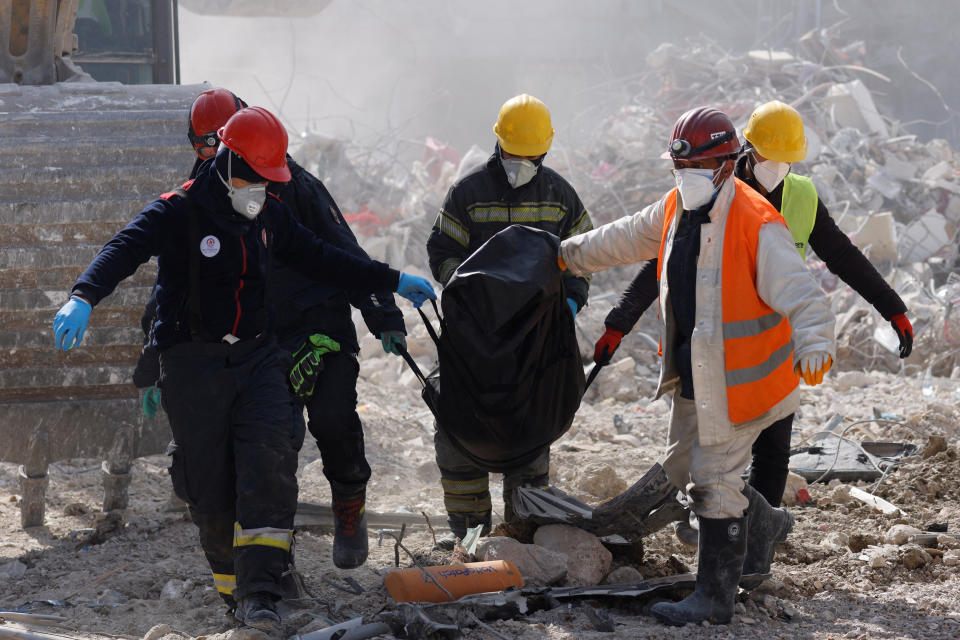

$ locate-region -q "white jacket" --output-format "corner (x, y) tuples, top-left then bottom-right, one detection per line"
(560, 178), (835, 445)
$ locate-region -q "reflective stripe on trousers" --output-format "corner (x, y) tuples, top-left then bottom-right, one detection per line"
(213, 572), (236, 595)
(440, 476), (493, 514)
(234, 522), (293, 552)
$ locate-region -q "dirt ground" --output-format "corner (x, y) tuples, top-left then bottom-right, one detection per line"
(2, 302), (959, 640)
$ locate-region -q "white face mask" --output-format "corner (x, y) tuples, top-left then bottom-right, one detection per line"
(217, 153), (267, 219)
(502, 156), (538, 188)
(673, 168), (718, 210)
(752, 158), (791, 192)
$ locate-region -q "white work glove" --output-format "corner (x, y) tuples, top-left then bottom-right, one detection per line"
(794, 351), (832, 386)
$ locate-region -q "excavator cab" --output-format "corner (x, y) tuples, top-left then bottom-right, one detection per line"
(73, 0), (179, 84)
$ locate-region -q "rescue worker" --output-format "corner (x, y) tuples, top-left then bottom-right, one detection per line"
(52, 106), (435, 634)
(425, 93), (593, 541)
(134, 88), (249, 409)
(594, 101), (912, 512)
(559, 107), (835, 626)
(270, 144), (407, 572)
(139, 87), (407, 570)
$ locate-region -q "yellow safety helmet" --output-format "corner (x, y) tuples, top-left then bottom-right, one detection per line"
(743, 100), (807, 163)
(493, 94), (554, 157)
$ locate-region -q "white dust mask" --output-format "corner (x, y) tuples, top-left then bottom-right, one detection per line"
(217, 154), (267, 219)
(753, 159), (791, 192)
(502, 157), (538, 188)
(674, 168), (718, 210)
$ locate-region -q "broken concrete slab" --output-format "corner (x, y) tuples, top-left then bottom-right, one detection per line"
(533, 525), (612, 587)
(479, 536), (567, 586)
(884, 524), (924, 545)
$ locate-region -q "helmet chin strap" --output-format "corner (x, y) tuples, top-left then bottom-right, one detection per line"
(216, 151), (236, 195)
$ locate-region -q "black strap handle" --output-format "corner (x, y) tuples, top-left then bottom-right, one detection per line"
(398, 347), (429, 388)
(417, 298), (444, 350)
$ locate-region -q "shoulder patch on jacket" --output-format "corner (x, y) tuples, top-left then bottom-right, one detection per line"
(160, 179), (195, 200)
(329, 204), (342, 225)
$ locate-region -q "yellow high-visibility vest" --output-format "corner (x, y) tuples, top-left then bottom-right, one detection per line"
(779, 173), (818, 260)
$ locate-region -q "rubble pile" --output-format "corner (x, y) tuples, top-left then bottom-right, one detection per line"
(292, 32), (960, 374)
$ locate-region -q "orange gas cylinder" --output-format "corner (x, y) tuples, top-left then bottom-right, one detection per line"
(384, 560), (523, 603)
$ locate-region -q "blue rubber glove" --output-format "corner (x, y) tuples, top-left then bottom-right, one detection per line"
(381, 330), (406, 356)
(54, 297), (92, 351)
(396, 273), (437, 308)
(567, 298), (579, 317)
(142, 386), (162, 418)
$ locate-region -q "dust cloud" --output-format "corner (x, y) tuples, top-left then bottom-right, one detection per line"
(178, 0), (957, 157)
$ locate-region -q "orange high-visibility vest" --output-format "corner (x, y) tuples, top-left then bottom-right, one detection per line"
(657, 179), (798, 424)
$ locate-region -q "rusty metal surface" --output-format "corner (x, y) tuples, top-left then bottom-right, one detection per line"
(0, 82), (208, 468)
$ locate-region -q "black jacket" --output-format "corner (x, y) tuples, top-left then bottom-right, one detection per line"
(426, 148), (592, 308)
(604, 161), (907, 333)
(73, 160), (399, 350)
(269, 158), (404, 353)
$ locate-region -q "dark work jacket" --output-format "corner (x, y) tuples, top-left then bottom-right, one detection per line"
(426, 148), (592, 308)
(269, 157), (404, 353)
(73, 160), (399, 350)
(604, 158), (907, 333)
(666, 205), (712, 400)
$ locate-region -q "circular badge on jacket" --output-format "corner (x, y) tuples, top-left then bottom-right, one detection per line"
(200, 235), (220, 258)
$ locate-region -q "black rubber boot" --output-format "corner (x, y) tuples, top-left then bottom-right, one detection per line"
(739, 484), (794, 589)
(651, 515), (747, 626)
(235, 592), (281, 635)
(331, 488), (368, 569)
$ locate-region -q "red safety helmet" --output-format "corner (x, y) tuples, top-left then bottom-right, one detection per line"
(665, 107), (740, 161)
(218, 107), (291, 182)
(188, 88), (246, 157)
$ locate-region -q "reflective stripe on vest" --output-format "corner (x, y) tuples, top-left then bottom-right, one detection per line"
(779, 173), (817, 261)
(233, 522), (293, 552)
(658, 179), (798, 424)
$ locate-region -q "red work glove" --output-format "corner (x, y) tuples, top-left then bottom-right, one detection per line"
(890, 313), (913, 358)
(593, 327), (624, 365)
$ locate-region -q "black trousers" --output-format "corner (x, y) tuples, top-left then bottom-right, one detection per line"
(281, 333), (371, 495)
(160, 337), (305, 600)
(304, 351), (370, 493)
(748, 413), (794, 507)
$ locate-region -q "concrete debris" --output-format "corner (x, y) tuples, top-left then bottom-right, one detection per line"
(575, 463), (628, 501)
(533, 525), (613, 587)
(479, 536), (567, 586)
(899, 545), (933, 570)
(884, 524), (924, 545)
(141, 625), (171, 640)
(602, 566), (644, 585)
(0, 561), (27, 580)
(849, 487), (905, 516)
(944, 550), (960, 567)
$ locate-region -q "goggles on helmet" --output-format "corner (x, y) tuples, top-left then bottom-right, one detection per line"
(190, 131), (219, 150)
(668, 130), (736, 159)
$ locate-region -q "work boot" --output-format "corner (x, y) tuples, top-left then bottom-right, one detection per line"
(331, 489), (368, 569)
(651, 515), (747, 626)
(437, 510), (492, 549)
(739, 484), (794, 589)
(279, 538), (311, 602)
(235, 592), (281, 635)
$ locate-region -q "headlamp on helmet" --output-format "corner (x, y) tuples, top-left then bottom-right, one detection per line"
(668, 130), (736, 160)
